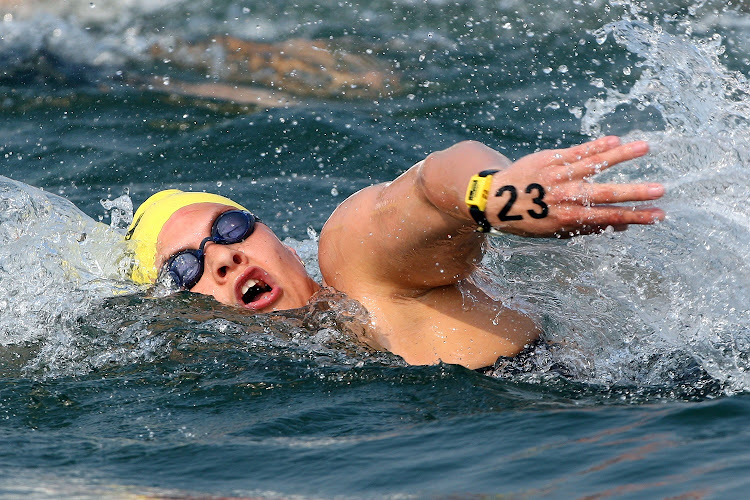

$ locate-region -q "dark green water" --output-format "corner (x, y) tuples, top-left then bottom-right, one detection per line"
(1, 0), (749, 497)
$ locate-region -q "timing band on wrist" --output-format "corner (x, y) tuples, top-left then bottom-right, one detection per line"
(464, 169), (499, 234)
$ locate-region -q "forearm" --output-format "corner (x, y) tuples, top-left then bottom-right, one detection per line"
(346, 141), (512, 288)
(417, 136), (664, 239)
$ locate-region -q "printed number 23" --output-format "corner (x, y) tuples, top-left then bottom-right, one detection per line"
(496, 183), (549, 221)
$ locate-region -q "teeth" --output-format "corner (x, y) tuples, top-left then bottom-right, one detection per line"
(241, 279), (258, 295)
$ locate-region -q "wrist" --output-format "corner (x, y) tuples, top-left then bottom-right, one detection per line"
(465, 169), (504, 235)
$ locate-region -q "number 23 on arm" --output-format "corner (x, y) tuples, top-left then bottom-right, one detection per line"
(465, 136), (665, 238)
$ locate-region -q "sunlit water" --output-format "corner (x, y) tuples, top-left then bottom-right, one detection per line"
(1, 0), (749, 498)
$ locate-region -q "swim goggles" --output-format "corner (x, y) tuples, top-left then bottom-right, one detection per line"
(160, 210), (260, 290)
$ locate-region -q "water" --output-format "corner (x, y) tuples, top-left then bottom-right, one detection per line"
(1, 0), (749, 497)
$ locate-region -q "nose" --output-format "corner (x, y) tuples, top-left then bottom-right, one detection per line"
(203, 243), (245, 282)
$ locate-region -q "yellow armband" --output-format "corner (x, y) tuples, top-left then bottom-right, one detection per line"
(465, 169), (498, 233)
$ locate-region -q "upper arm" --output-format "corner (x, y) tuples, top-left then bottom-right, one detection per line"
(318, 141), (512, 296)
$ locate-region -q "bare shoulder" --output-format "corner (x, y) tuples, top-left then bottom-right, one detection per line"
(313, 137), (662, 368)
(317, 159), (447, 295)
(318, 180), (393, 292)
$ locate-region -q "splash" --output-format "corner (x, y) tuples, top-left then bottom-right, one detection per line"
(583, 20), (750, 146)
(0, 177), (137, 351)
(100, 192), (134, 231)
(484, 18), (750, 395)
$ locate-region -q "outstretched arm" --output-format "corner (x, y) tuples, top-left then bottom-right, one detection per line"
(321, 136), (664, 294)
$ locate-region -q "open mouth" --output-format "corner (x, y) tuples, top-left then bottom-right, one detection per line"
(235, 267), (282, 311)
(241, 278), (273, 304)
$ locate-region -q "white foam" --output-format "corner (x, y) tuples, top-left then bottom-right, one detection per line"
(0, 176), (139, 348)
(484, 18), (750, 393)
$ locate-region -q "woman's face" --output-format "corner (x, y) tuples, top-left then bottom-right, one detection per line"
(155, 202), (320, 312)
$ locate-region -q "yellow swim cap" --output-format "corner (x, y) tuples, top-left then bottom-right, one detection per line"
(125, 189), (247, 284)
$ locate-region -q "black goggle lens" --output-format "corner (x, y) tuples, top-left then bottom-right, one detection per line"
(161, 210), (258, 290)
(212, 209), (255, 243)
(166, 251), (203, 289)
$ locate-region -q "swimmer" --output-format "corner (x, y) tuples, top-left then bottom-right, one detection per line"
(126, 137), (664, 369)
(148, 36), (399, 99)
(137, 36), (398, 106)
(1, 1), (398, 103)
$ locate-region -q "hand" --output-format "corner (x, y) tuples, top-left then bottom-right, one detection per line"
(485, 136), (665, 237)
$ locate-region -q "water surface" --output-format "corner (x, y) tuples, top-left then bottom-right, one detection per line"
(1, 0), (749, 497)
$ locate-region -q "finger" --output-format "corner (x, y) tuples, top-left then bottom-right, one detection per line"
(549, 136), (622, 165)
(580, 205), (665, 226)
(572, 140), (649, 177)
(551, 205), (663, 238)
(583, 182), (665, 204)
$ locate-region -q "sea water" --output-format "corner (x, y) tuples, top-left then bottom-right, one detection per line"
(1, 0), (749, 498)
